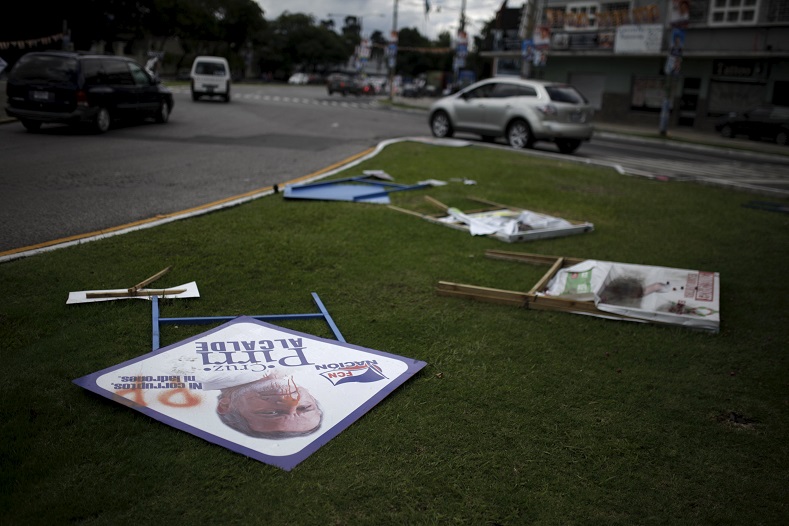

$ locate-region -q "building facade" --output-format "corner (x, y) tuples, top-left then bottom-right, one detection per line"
(481, 0), (789, 131)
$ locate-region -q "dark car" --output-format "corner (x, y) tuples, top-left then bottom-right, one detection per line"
(326, 73), (374, 97)
(5, 51), (174, 133)
(715, 105), (789, 146)
(327, 73), (355, 96)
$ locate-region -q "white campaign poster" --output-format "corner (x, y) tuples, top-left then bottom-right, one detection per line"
(542, 260), (720, 332)
(74, 317), (426, 470)
(614, 24), (663, 54)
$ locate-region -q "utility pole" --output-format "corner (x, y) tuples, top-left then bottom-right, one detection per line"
(388, 0), (399, 101)
(519, 1), (536, 79)
(660, 24), (686, 136)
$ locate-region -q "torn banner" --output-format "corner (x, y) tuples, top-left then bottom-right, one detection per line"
(390, 197), (593, 243)
(541, 259), (720, 331)
(437, 251), (720, 332)
(74, 317), (426, 470)
(439, 207), (592, 242)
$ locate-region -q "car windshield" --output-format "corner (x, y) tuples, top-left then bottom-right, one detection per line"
(195, 62), (226, 75)
(10, 55), (77, 83)
(545, 85), (587, 104)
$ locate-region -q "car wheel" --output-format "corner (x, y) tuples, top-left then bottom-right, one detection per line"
(506, 119), (533, 149)
(224, 84), (231, 103)
(775, 131), (788, 146)
(719, 124), (734, 139)
(155, 101), (170, 123)
(94, 107), (111, 133)
(556, 139), (582, 154)
(430, 111), (454, 138)
(21, 120), (42, 132)
(191, 91), (200, 101)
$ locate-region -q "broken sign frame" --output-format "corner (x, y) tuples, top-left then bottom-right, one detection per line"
(283, 175), (431, 204)
(67, 266), (199, 304)
(151, 292), (345, 350)
(389, 196), (594, 243)
(436, 250), (720, 332)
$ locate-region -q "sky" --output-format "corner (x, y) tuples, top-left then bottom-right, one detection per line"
(254, 0), (505, 42)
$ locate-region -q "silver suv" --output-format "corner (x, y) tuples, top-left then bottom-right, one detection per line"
(428, 78), (594, 154)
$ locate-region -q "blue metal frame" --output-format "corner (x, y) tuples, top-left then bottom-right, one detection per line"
(283, 175), (430, 203)
(151, 292), (345, 350)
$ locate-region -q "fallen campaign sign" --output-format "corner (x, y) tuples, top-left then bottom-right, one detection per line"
(74, 317), (426, 470)
(437, 251), (721, 333)
(540, 259), (720, 332)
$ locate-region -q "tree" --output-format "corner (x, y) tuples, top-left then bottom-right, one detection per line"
(260, 12), (349, 79)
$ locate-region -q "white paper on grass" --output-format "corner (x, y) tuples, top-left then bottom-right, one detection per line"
(541, 260), (720, 331)
(441, 208), (574, 237)
(417, 179), (448, 187)
(66, 281), (200, 304)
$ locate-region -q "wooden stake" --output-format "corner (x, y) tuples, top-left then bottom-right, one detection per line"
(129, 266), (172, 294)
(87, 288), (186, 299)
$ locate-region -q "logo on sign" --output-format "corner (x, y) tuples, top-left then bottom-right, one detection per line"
(318, 362), (388, 386)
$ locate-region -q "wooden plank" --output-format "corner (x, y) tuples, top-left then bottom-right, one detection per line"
(436, 281), (529, 307)
(424, 195), (450, 211)
(485, 250), (585, 267)
(529, 257), (565, 294)
(87, 288), (186, 299)
(128, 266), (172, 293)
(387, 205), (429, 219)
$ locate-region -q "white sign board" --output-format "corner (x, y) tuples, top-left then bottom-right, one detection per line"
(74, 317), (426, 470)
(614, 24), (663, 54)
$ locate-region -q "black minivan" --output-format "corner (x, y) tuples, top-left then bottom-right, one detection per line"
(5, 51), (174, 133)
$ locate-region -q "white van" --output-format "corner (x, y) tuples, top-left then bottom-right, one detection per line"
(190, 56), (231, 102)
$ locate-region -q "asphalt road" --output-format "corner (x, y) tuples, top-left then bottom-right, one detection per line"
(0, 84), (428, 255)
(2, 83), (788, 259)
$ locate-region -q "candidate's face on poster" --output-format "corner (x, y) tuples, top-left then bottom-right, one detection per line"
(217, 374), (322, 437)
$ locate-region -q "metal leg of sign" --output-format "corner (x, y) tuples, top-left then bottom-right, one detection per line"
(310, 292), (346, 343)
(151, 293), (345, 350)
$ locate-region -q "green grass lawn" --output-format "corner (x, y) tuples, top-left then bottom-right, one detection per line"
(2, 141), (787, 525)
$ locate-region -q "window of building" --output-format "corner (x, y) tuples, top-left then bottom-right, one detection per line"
(709, 0), (760, 25)
(766, 0), (789, 22)
(566, 2), (599, 29)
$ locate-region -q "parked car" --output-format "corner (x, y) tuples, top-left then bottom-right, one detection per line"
(428, 77), (594, 153)
(715, 105), (789, 145)
(326, 73), (374, 97)
(5, 51), (173, 133)
(288, 72), (310, 85)
(190, 56), (231, 102)
(326, 73), (352, 95)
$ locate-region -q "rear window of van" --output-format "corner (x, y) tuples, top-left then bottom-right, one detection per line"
(10, 55), (77, 83)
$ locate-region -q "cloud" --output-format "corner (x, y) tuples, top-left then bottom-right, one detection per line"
(255, 0), (501, 41)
